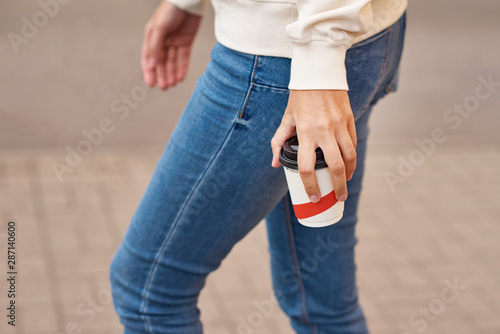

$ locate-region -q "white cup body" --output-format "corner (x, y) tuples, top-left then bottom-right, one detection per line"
(283, 166), (344, 227)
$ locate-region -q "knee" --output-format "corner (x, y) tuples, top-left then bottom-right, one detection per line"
(288, 300), (367, 333)
(109, 244), (136, 295)
(109, 245), (146, 327)
(109, 244), (204, 333)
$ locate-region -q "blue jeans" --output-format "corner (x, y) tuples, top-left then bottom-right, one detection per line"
(110, 14), (406, 334)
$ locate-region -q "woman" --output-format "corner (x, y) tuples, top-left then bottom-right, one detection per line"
(110, 0), (407, 333)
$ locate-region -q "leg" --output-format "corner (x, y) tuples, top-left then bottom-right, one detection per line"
(110, 44), (294, 333)
(266, 108), (371, 333)
(266, 14), (406, 334)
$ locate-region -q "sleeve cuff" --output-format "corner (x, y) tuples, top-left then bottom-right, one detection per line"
(166, 0), (207, 16)
(288, 41), (349, 91)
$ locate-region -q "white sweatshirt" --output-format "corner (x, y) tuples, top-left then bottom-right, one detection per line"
(167, 0), (407, 90)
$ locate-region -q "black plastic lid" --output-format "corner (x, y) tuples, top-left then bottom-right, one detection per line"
(279, 135), (328, 170)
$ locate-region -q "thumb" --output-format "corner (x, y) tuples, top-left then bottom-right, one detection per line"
(271, 119), (296, 168)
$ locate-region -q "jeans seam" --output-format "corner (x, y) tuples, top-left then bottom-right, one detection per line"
(354, 27), (392, 122)
(138, 116), (243, 333)
(385, 20), (400, 89)
(253, 82), (289, 92)
(283, 195), (311, 325)
(239, 55), (260, 118)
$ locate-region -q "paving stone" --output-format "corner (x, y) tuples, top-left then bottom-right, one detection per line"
(2, 142), (499, 333)
(18, 304), (60, 334)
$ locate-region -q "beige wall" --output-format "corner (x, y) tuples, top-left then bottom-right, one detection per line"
(1, 1), (217, 149)
(1, 0), (499, 150)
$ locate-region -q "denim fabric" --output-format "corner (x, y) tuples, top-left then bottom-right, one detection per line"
(110, 14), (406, 334)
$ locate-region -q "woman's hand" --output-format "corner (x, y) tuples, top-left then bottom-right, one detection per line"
(271, 90), (357, 203)
(142, 1), (201, 90)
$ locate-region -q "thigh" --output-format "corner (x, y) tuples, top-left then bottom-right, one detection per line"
(123, 46), (292, 272)
(265, 109), (371, 333)
(110, 43), (293, 332)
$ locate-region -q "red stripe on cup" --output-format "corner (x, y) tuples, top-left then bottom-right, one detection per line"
(292, 190), (338, 219)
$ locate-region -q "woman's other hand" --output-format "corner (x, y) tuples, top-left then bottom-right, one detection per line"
(271, 90), (357, 203)
(142, 1), (202, 90)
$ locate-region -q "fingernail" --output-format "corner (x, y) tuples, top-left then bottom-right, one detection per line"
(338, 194), (347, 202)
(310, 195), (319, 203)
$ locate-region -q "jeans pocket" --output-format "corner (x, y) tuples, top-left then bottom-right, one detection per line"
(345, 28), (393, 120)
(350, 27), (391, 50)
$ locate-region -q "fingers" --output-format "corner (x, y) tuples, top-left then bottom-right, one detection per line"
(140, 1), (200, 90)
(347, 112), (357, 149)
(273, 118), (354, 202)
(149, 25), (168, 88)
(155, 46), (178, 90)
(142, 32), (189, 89)
(155, 50), (167, 90)
(176, 46), (191, 82)
(271, 90), (356, 204)
(270, 115), (296, 168)
(141, 25), (156, 87)
(344, 115), (357, 181)
(297, 141), (321, 203)
(148, 25), (168, 64)
(337, 129), (357, 182)
(143, 18), (169, 89)
(165, 47), (177, 87)
(322, 141), (348, 201)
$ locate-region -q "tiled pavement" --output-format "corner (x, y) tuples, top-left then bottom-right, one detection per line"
(0, 140), (499, 334)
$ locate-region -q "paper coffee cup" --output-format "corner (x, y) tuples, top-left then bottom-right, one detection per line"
(279, 135), (344, 227)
